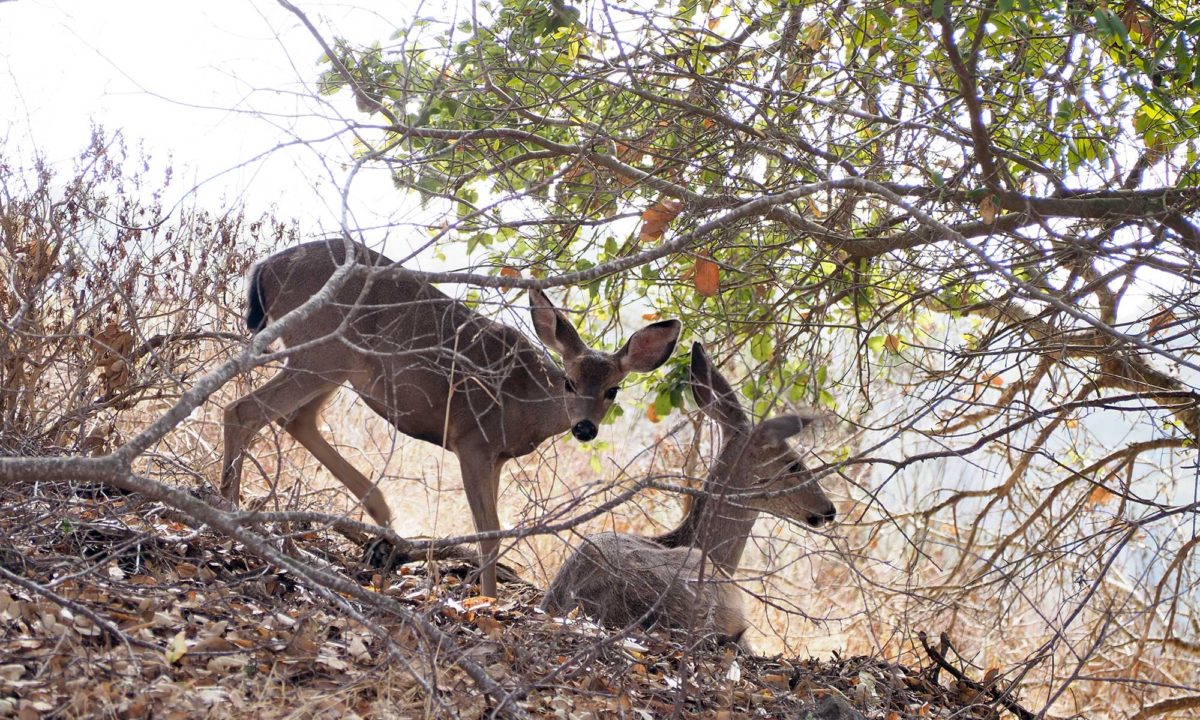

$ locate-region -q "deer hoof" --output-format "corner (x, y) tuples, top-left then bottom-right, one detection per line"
(362, 538), (411, 571)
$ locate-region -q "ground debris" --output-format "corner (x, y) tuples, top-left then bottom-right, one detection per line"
(1, 479), (1024, 718)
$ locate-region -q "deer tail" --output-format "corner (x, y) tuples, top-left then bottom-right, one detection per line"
(244, 262), (269, 333)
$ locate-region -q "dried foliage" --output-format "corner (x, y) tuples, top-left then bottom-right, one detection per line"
(1, 479), (1035, 720)
(0, 132), (295, 457)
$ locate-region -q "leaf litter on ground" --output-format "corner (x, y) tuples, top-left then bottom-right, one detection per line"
(0, 478), (1020, 719)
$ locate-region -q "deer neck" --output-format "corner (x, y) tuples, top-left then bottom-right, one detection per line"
(655, 431), (759, 575)
(522, 352), (574, 440)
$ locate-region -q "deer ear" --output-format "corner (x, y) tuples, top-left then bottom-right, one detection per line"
(617, 319), (680, 373)
(530, 289), (586, 359)
(689, 342), (748, 429)
(751, 412), (823, 447)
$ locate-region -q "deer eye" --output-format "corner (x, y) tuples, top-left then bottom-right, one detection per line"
(605, 386), (619, 400)
(565, 378), (577, 394)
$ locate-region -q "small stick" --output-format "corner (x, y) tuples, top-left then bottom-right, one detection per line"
(918, 631), (1036, 720)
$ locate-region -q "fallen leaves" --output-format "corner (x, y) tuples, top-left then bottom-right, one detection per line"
(165, 629), (189, 664)
(0, 479), (1028, 720)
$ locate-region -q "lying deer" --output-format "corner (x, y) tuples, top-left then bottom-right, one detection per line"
(221, 239), (681, 596)
(542, 342), (835, 642)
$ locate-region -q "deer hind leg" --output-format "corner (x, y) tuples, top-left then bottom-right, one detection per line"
(220, 365), (343, 506)
(282, 394), (392, 527)
(458, 449), (504, 597)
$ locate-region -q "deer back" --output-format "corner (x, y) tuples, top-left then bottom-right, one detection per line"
(245, 239), (681, 458)
(249, 240), (555, 450)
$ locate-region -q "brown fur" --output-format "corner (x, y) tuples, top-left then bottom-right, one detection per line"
(543, 532), (750, 640)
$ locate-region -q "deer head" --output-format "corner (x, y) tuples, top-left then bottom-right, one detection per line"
(689, 342), (836, 528)
(530, 288), (681, 442)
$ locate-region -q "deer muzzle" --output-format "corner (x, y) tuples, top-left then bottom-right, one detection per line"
(805, 502), (837, 528)
(571, 419), (598, 442)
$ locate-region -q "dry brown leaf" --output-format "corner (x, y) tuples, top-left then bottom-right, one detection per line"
(884, 334), (901, 353)
(806, 197), (825, 218)
(347, 635), (371, 663)
(499, 266), (521, 280)
(474, 615), (504, 640)
(639, 199), (684, 242)
(1122, 1), (1153, 44)
(93, 322), (134, 366)
(694, 252), (720, 297)
(978, 195), (997, 225)
(642, 312), (661, 321)
(1148, 307), (1176, 338)
(1088, 485), (1117, 505)
(316, 646), (349, 672)
(646, 404), (660, 423)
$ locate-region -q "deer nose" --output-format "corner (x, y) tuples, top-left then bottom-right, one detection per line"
(571, 420), (598, 442)
(806, 504), (837, 527)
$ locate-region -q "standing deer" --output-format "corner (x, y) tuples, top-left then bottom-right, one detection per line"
(221, 239), (681, 597)
(542, 342), (836, 642)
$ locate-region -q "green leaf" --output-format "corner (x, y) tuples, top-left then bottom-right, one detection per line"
(750, 332), (773, 363)
(654, 392), (674, 418)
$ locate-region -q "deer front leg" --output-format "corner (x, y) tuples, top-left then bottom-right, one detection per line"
(458, 448), (504, 597)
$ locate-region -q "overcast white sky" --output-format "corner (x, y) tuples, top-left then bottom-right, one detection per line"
(1, 0), (430, 243)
